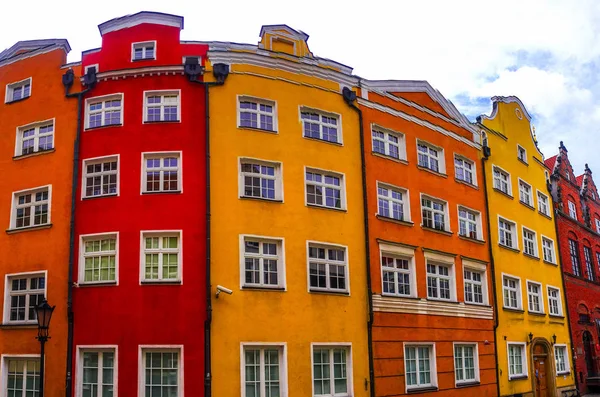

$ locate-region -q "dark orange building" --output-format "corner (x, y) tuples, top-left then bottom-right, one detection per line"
(358, 81), (497, 396)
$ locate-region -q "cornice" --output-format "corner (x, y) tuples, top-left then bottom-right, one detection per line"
(0, 41), (70, 68)
(372, 294), (493, 320)
(98, 11), (183, 35)
(80, 65), (189, 83)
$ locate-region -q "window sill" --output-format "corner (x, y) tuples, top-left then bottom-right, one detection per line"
(493, 188), (514, 199)
(498, 243), (520, 253)
(523, 252), (540, 261)
(464, 302), (492, 308)
(381, 293), (420, 300)
(503, 307), (525, 314)
(242, 286), (285, 292)
(509, 375), (529, 381)
(458, 234), (485, 244)
(518, 158), (529, 166)
(6, 224), (52, 234)
(13, 148), (55, 160)
(376, 215), (414, 226)
(407, 386), (438, 394)
(528, 311), (546, 317)
(142, 191), (182, 195)
(141, 280), (182, 285)
(417, 165), (447, 178)
(5, 96), (30, 105)
(426, 298), (459, 304)
(456, 381), (480, 388)
(0, 323), (37, 329)
(132, 57), (156, 62)
(303, 136), (343, 146)
(238, 126), (278, 134)
(306, 204), (347, 213)
(84, 123), (123, 131)
(455, 178), (478, 189)
(82, 193), (118, 200)
(240, 196), (283, 204)
(422, 226), (453, 236)
(371, 151), (408, 164)
(539, 211), (552, 220)
(520, 200), (535, 210)
(544, 260), (558, 266)
(309, 289), (349, 296)
(549, 314), (565, 319)
(78, 281), (117, 287)
(143, 120), (181, 124)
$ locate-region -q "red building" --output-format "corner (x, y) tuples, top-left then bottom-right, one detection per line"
(547, 142), (600, 394)
(70, 12), (209, 397)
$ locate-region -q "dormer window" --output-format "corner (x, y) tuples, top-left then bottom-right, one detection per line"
(132, 41), (155, 61)
(5, 78), (31, 103)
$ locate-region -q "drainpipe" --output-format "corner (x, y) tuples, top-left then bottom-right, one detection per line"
(185, 58), (229, 397)
(62, 67), (96, 397)
(342, 85), (375, 397)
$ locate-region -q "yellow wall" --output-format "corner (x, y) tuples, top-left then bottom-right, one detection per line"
(481, 98), (575, 396)
(206, 60), (369, 395)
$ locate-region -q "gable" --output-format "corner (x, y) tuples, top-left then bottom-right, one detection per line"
(259, 24), (312, 57)
(389, 92), (452, 118)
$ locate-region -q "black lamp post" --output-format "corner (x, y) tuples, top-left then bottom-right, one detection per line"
(35, 299), (55, 397)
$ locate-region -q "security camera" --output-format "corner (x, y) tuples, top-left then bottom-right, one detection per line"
(216, 285), (233, 298)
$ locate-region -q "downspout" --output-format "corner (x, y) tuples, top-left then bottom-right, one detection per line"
(185, 59), (229, 397)
(342, 85), (375, 397)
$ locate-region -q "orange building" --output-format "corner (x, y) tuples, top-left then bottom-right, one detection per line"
(358, 81), (498, 395)
(0, 40), (80, 396)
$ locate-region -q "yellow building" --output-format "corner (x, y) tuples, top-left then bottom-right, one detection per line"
(479, 96), (575, 396)
(204, 25), (370, 396)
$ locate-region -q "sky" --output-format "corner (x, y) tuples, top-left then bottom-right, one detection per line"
(2, 0), (599, 176)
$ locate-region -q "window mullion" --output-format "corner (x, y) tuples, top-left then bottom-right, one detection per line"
(158, 245), (164, 279)
(329, 350), (335, 394)
(98, 353), (104, 391)
(260, 350), (266, 397)
(325, 258), (331, 290)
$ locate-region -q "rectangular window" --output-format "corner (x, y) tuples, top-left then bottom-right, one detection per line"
(5, 78), (31, 102)
(421, 196), (447, 231)
(454, 156), (475, 185)
(79, 350), (115, 397)
(132, 41), (155, 60)
(308, 243), (348, 293)
(568, 200), (577, 219)
(569, 239), (581, 276)
(595, 218), (600, 234)
(377, 183), (408, 221)
(381, 255), (412, 297)
(519, 180), (533, 207)
(80, 234), (117, 284)
(584, 246), (595, 281)
(538, 191), (550, 216)
(458, 207), (479, 240)
(464, 269), (484, 304)
(242, 236), (284, 289)
(527, 282), (543, 313)
(11, 186), (51, 229)
(493, 166), (510, 195)
(542, 237), (555, 263)
(508, 343), (527, 378)
(142, 232), (181, 282)
(242, 346), (284, 397)
(372, 127), (405, 160)
(547, 287), (562, 316)
(83, 156), (118, 198)
(597, 252), (600, 275)
(517, 145), (527, 163)
(498, 218), (516, 249)
(554, 345), (569, 374)
(503, 275), (521, 310)
(305, 169), (344, 210)
(3, 358), (40, 396)
(86, 95), (123, 129)
(312, 346), (351, 396)
(404, 345), (435, 389)
(240, 160), (282, 201)
(454, 344), (478, 384)
(5, 274), (45, 323)
(141, 349), (181, 397)
(142, 153), (181, 193)
(16, 121), (54, 156)
(301, 109), (340, 143)
(417, 142), (442, 173)
(426, 263), (452, 300)
(522, 228), (537, 257)
(144, 91), (180, 122)
(238, 98), (276, 131)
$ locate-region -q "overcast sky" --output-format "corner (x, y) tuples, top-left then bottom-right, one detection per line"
(3, 0), (599, 176)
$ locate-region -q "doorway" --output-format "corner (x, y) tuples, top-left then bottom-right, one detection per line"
(533, 342), (550, 397)
(583, 331), (594, 375)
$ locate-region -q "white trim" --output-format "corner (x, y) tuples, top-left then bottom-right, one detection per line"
(238, 157), (283, 201)
(498, 215), (519, 250)
(9, 184), (52, 230)
(299, 105), (343, 145)
(403, 342), (438, 392)
(521, 225), (538, 258)
(517, 144), (528, 163)
(5, 77), (32, 103)
(379, 242), (418, 298)
(310, 342), (353, 397)
(0, 354), (42, 397)
(541, 235), (557, 264)
(453, 153), (477, 186)
(492, 164), (513, 196)
(456, 204), (483, 241)
(526, 279), (544, 314)
(304, 166), (347, 211)
(452, 342), (480, 386)
(84, 93), (124, 130)
(3, 270), (48, 325)
(237, 95), (278, 133)
(518, 178), (533, 207)
(506, 342), (528, 380)
(99, 12), (183, 35)
(14, 118), (55, 157)
(547, 284), (564, 317)
(76, 345), (118, 397)
(462, 264), (488, 306)
(306, 240), (350, 295)
(84, 64), (99, 74)
(376, 181), (411, 222)
(554, 344), (570, 375)
(501, 272), (523, 310)
(536, 189), (551, 217)
(142, 89), (181, 123)
(239, 234), (286, 290)
(424, 255), (457, 302)
(420, 193), (451, 233)
(416, 139), (446, 174)
(139, 230), (183, 284)
(78, 232), (119, 286)
(141, 151), (183, 194)
(131, 41), (157, 61)
(240, 342), (288, 397)
(81, 154), (120, 199)
(138, 345), (184, 397)
(371, 123), (407, 161)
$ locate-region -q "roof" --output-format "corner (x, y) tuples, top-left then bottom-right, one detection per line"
(576, 174), (584, 187)
(98, 11), (184, 35)
(0, 39), (70, 66)
(259, 24), (309, 41)
(545, 155), (558, 171)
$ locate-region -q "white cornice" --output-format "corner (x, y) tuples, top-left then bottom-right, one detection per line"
(98, 12), (183, 35)
(373, 295), (493, 320)
(0, 40), (70, 68)
(259, 24), (309, 41)
(80, 65), (188, 82)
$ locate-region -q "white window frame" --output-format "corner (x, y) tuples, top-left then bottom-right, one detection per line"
(140, 230), (183, 284)
(522, 226), (538, 257)
(82, 155), (120, 199)
(143, 90), (181, 123)
(568, 200), (577, 219)
(5, 77), (32, 103)
(502, 273), (523, 310)
(526, 280), (544, 314)
(299, 106), (343, 144)
(84, 93), (124, 130)
(403, 343), (438, 392)
(9, 185), (52, 230)
(426, 261), (454, 301)
(14, 119), (55, 157)
(76, 345), (118, 397)
(131, 41), (156, 61)
(310, 343), (353, 397)
(420, 194), (450, 232)
(554, 344), (570, 375)
(306, 241), (350, 294)
(371, 124), (406, 161)
(379, 242), (417, 298)
(237, 95), (278, 132)
(417, 140), (445, 174)
(141, 152), (183, 194)
(239, 235), (286, 290)
(238, 158), (283, 201)
(240, 343), (288, 397)
(78, 232), (119, 285)
(304, 167), (346, 210)
(463, 260), (489, 306)
(0, 354), (41, 397)
(507, 342), (528, 379)
(595, 218), (600, 234)
(457, 205), (482, 240)
(138, 345), (183, 397)
(518, 179), (533, 207)
(3, 271), (47, 325)
(537, 190), (550, 216)
(84, 64), (99, 74)
(498, 216), (518, 250)
(453, 343), (480, 385)
(376, 182), (410, 222)
(547, 285), (563, 317)
(517, 144), (527, 163)
(492, 165), (512, 195)
(454, 154), (477, 186)
(541, 235), (557, 264)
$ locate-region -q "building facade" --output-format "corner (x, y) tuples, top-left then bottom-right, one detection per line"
(479, 97), (575, 396)
(547, 143), (600, 394)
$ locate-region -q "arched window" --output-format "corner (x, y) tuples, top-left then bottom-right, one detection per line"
(481, 131), (488, 147)
(578, 304), (591, 323)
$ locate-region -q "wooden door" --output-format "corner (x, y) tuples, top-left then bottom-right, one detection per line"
(534, 355), (548, 397)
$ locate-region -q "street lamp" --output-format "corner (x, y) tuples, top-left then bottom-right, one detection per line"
(35, 299), (55, 397)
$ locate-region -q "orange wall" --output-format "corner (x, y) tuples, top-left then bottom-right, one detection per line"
(0, 49), (80, 397)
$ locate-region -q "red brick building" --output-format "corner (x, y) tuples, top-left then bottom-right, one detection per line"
(547, 141), (600, 393)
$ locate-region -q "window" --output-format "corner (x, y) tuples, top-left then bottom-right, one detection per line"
(85, 95), (123, 129)
(371, 127), (405, 160)
(308, 243), (348, 293)
(15, 121), (54, 157)
(141, 348), (181, 397)
(519, 180), (533, 207)
(82, 156), (118, 198)
(312, 346), (351, 396)
(493, 166), (511, 195)
(522, 228), (537, 257)
(242, 236), (284, 289)
(381, 255), (412, 297)
(377, 183), (409, 221)
(507, 343), (527, 379)
(238, 97), (276, 132)
(584, 246), (595, 281)
(595, 217), (600, 234)
(404, 345), (436, 390)
(498, 218), (517, 249)
(454, 156), (475, 185)
(301, 109), (340, 143)
(597, 252), (600, 275)
(554, 345), (569, 374)
(417, 142), (442, 173)
(3, 358), (40, 397)
(4, 273), (45, 323)
(421, 196), (447, 231)
(5, 77), (31, 102)
(527, 282), (543, 313)
(458, 207), (480, 240)
(426, 263), (452, 300)
(305, 169), (344, 210)
(568, 200), (577, 219)
(11, 186), (50, 229)
(537, 191), (550, 216)
(79, 349), (115, 397)
(454, 344), (478, 384)
(542, 237), (555, 263)
(144, 91), (180, 122)
(547, 286), (562, 316)
(240, 160), (282, 201)
(142, 153), (181, 193)
(242, 345), (285, 397)
(132, 41), (155, 60)
(80, 234), (117, 284)
(142, 232), (181, 282)
(517, 145), (527, 163)
(464, 269), (484, 304)
(502, 275), (521, 309)
(569, 239), (581, 276)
